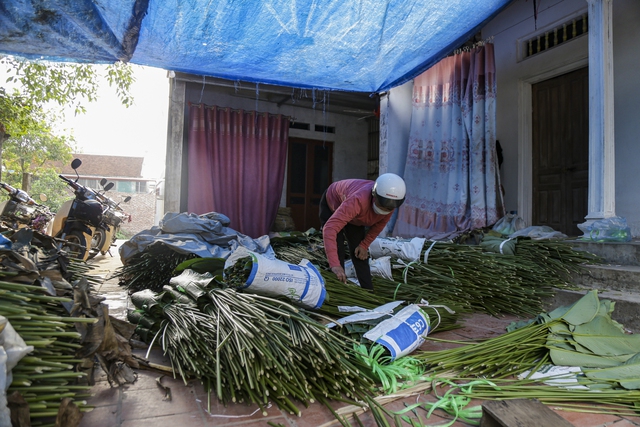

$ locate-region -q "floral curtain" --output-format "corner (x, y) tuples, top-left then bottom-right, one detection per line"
(393, 43), (504, 240)
(187, 104), (289, 238)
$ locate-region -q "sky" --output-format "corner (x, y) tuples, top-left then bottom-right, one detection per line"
(54, 65), (169, 179)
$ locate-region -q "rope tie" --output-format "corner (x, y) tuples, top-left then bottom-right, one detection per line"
(423, 240), (438, 264)
(392, 259), (419, 299)
(499, 237), (514, 254)
(417, 299), (456, 333)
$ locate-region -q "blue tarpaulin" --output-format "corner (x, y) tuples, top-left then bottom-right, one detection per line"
(0, 0), (513, 92)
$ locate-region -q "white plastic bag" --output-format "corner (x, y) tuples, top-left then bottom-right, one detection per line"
(225, 247), (326, 309)
(492, 214), (526, 235)
(369, 237), (426, 262)
(578, 216), (632, 242)
(1, 316), (34, 427)
(0, 348), (10, 427)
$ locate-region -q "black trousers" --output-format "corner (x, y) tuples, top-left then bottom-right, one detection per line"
(319, 191), (373, 290)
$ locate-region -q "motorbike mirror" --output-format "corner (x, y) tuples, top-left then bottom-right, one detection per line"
(104, 182), (115, 191)
(71, 159), (82, 170)
(124, 196), (132, 203)
(39, 194), (48, 202)
(100, 178), (108, 187)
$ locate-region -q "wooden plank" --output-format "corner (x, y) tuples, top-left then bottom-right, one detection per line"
(480, 399), (575, 427)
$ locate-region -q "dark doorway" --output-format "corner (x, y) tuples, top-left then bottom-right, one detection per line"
(532, 67), (589, 237)
(287, 138), (333, 231)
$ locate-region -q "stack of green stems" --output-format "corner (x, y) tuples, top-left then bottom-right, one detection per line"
(135, 286), (379, 416)
(0, 278), (95, 421)
(112, 244), (197, 293)
(272, 235), (597, 318)
(460, 377), (640, 417)
(416, 320), (553, 378)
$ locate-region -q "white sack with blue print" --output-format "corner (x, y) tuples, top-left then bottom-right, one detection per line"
(224, 247), (326, 309)
(363, 304), (430, 360)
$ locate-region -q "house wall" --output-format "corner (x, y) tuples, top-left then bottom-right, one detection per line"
(483, 0), (640, 235)
(383, 0), (640, 237)
(112, 190), (156, 237)
(182, 83), (370, 208)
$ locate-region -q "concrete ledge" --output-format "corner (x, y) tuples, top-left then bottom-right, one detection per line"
(572, 264), (640, 293)
(569, 240), (640, 266)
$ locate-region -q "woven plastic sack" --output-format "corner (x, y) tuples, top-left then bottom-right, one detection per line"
(363, 304), (430, 360)
(369, 237), (426, 262)
(344, 256), (393, 281)
(225, 247), (326, 309)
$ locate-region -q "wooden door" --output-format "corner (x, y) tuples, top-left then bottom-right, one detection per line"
(532, 67), (589, 237)
(287, 138), (333, 231)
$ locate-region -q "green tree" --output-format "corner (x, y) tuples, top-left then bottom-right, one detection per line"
(1, 57), (134, 115)
(0, 56), (135, 198)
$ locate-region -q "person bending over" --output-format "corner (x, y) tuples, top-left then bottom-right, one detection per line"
(319, 173), (406, 290)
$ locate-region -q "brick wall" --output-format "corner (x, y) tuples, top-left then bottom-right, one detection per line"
(108, 191), (157, 238)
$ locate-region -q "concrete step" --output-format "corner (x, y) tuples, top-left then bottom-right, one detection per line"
(544, 287), (640, 333)
(572, 264), (640, 293)
(569, 239), (640, 266)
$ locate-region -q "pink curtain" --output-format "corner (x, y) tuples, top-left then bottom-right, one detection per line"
(394, 44), (505, 239)
(187, 104), (289, 238)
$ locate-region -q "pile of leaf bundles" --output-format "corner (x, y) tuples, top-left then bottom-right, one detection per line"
(416, 290), (640, 417)
(129, 275), (383, 416)
(417, 291), (638, 380)
(222, 256), (252, 287)
(112, 243), (198, 293)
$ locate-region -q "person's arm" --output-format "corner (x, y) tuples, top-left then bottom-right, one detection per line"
(358, 215), (392, 251)
(322, 198), (362, 268)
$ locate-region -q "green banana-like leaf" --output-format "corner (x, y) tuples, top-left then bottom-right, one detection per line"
(174, 257), (226, 275)
(572, 316), (640, 356)
(584, 354), (640, 389)
(549, 347), (630, 368)
(548, 290), (600, 326)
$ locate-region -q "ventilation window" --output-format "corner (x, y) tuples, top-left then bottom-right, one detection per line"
(523, 13), (588, 59)
(315, 125), (335, 134)
(290, 122), (310, 130)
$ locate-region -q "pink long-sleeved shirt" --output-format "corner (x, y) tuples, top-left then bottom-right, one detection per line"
(322, 179), (392, 268)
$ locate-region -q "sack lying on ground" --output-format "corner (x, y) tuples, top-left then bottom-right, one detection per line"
(363, 304), (430, 360)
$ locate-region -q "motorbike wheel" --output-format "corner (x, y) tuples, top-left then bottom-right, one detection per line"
(61, 230), (90, 261)
(88, 229), (106, 260)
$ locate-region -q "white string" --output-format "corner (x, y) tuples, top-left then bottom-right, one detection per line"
(206, 402), (272, 418)
(499, 237), (514, 254)
(418, 299), (456, 334)
(423, 240), (437, 264)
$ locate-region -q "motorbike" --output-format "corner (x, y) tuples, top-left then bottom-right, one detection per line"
(48, 158), (105, 261)
(88, 179), (131, 259)
(0, 182), (54, 233)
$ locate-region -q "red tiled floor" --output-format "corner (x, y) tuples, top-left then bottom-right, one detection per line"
(121, 412), (205, 427)
(78, 250), (640, 427)
(78, 404), (119, 427)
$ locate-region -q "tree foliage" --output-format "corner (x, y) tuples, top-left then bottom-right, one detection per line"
(1, 56), (135, 115)
(0, 56), (135, 207)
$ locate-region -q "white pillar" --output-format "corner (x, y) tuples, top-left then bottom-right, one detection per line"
(582, 0), (615, 232)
